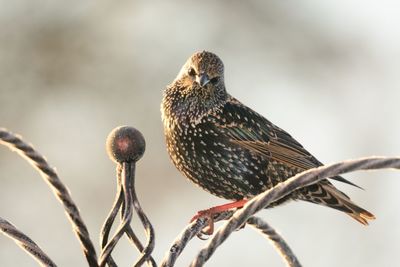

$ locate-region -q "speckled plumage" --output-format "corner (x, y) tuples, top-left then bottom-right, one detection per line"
(161, 51), (375, 225)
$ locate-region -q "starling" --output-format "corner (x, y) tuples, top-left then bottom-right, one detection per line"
(161, 51), (375, 226)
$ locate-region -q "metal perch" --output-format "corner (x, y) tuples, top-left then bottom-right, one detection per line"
(99, 126), (156, 267)
(0, 128), (98, 267)
(1, 126), (398, 267)
(190, 156), (400, 266)
(0, 217), (56, 267)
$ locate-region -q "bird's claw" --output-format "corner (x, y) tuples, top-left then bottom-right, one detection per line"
(191, 209), (215, 237)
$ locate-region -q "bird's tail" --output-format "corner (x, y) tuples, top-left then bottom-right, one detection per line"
(300, 182), (376, 225)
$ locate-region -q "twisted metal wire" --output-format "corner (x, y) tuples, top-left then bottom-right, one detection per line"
(129, 167), (156, 267)
(0, 217), (57, 267)
(99, 166), (124, 267)
(247, 216), (301, 267)
(99, 165), (153, 266)
(160, 211), (234, 267)
(3, 126), (396, 267)
(161, 212), (299, 267)
(98, 162), (156, 267)
(191, 156), (400, 266)
(0, 128), (98, 267)
(99, 163), (135, 267)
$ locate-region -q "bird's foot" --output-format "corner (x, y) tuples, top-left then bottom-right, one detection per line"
(191, 210), (214, 239)
(190, 199), (248, 238)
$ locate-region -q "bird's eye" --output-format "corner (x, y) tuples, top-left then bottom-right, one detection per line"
(188, 67), (196, 77)
(210, 76), (220, 85)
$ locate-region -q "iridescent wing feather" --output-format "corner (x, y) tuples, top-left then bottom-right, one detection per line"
(215, 98), (361, 188)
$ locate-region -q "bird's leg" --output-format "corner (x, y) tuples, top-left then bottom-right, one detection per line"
(190, 199), (248, 236)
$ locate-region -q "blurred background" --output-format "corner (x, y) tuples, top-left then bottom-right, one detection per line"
(0, 0), (399, 266)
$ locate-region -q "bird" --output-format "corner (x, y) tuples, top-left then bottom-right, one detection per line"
(161, 50), (375, 230)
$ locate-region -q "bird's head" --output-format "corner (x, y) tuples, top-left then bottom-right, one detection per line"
(176, 50), (225, 90)
(162, 51), (228, 124)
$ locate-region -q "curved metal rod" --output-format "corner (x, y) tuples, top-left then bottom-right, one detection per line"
(119, 202), (153, 260)
(128, 161), (156, 267)
(98, 162), (134, 267)
(0, 128), (98, 267)
(247, 216), (301, 267)
(119, 165), (157, 266)
(125, 226), (157, 267)
(191, 156), (400, 266)
(100, 167), (124, 267)
(100, 166), (123, 248)
(99, 162), (157, 267)
(162, 212), (300, 267)
(0, 217), (57, 267)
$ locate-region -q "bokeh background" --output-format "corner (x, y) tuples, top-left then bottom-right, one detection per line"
(1, 1), (399, 266)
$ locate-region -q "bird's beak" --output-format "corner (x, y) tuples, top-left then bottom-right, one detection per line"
(196, 73), (210, 87)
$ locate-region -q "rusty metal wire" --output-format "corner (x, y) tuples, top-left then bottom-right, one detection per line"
(0, 128), (98, 267)
(0, 217), (57, 267)
(99, 162), (156, 267)
(247, 216), (301, 267)
(190, 156), (400, 266)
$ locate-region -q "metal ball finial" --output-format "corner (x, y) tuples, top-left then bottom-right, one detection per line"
(106, 126), (146, 163)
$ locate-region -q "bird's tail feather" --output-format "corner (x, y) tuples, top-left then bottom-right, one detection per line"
(300, 182), (375, 225)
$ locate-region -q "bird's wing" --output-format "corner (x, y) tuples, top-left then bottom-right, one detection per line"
(213, 98), (320, 171)
(212, 98), (362, 188)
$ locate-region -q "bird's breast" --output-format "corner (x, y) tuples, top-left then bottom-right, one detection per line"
(163, 118), (274, 200)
